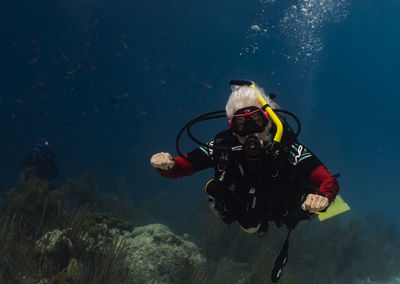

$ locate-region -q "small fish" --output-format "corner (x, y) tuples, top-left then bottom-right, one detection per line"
(202, 82), (213, 89)
(119, 36), (130, 50)
(123, 92), (129, 98)
(37, 81), (46, 87)
(95, 32), (102, 38)
(111, 94), (122, 100)
(16, 98), (26, 104)
(84, 42), (91, 47)
(116, 52), (124, 58)
(27, 57), (38, 64)
(32, 39), (40, 47)
(40, 93), (48, 99)
(110, 94), (122, 104)
(160, 80), (166, 85)
(48, 64), (57, 69)
(155, 64), (164, 68)
(87, 66), (96, 71)
(122, 41), (130, 50)
(251, 24), (261, 31)
(67, 67), (79, 74)
(93, 19), (99, 25)
(56, 47), (69, 60)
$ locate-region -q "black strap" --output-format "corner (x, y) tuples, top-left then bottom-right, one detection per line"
(271, 229), (291, 283)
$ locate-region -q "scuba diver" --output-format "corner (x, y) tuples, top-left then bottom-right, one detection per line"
(150, 80), (340, 282)
(22, 138), (59, 184)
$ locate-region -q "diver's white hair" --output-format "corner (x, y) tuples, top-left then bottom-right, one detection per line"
(225, 83), (280, 118)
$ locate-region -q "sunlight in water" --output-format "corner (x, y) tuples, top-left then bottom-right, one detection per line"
(280, 0), (350, 62)
(240, 0), (350, 63)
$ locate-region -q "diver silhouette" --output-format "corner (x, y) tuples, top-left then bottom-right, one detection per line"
(22, 138), (58, 184)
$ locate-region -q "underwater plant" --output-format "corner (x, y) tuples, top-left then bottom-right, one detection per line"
(191, 200), (400, 284)
(0, 177), (67, 282)
(63, 170), (98, 213)
(0, 175), (132, 283)
(1, 173), (398, 284)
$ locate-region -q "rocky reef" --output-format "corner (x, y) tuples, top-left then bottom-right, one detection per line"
(0, 175), (204, 284)
(34, 223), (204, 284)
(1, 174), (400, 284)
(125, 224), (205, 283)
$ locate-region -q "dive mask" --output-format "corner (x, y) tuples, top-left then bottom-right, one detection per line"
(229, 106), (269, 137)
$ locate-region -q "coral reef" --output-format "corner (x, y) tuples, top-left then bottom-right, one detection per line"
(0, 176), (205, 284)
(192, 204), (400, 284)
(124, 223), (205, 283)
(0, 174), (399, 284)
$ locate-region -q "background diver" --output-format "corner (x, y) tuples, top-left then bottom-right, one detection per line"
(22, 138), (59, 185)
(150, 80), (340, 282)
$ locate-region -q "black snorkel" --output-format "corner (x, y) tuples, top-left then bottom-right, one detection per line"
(175, 80), (302, 161)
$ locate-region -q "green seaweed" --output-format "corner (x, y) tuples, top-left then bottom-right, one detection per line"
(63, 170), (98, 213)
(191, 202), (400, 284)
(1, 173), (399, 284)
(0, 174), (132, 283)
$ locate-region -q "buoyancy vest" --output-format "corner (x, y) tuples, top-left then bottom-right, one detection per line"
(207, 129), (314, 229)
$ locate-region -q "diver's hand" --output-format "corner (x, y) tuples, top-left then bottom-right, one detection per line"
(150, 152), (175, 170)
(301, 194), (329, 212)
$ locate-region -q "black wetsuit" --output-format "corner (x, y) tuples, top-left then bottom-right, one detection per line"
(157, 129), (339, 229)
(23, 147), (58, 183)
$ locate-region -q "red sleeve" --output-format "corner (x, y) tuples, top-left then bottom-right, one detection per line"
(308, 165), (339, 203)
(156, 156), (195, 179)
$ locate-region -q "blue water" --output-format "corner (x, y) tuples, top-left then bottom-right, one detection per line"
(0, 0), (399, 230)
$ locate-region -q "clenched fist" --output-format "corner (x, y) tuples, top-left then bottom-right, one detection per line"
(301, 194), (329, 212)
(150, 152), (175, 170)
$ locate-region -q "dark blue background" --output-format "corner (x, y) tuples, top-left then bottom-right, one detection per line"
(0, 0), (399, 226)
